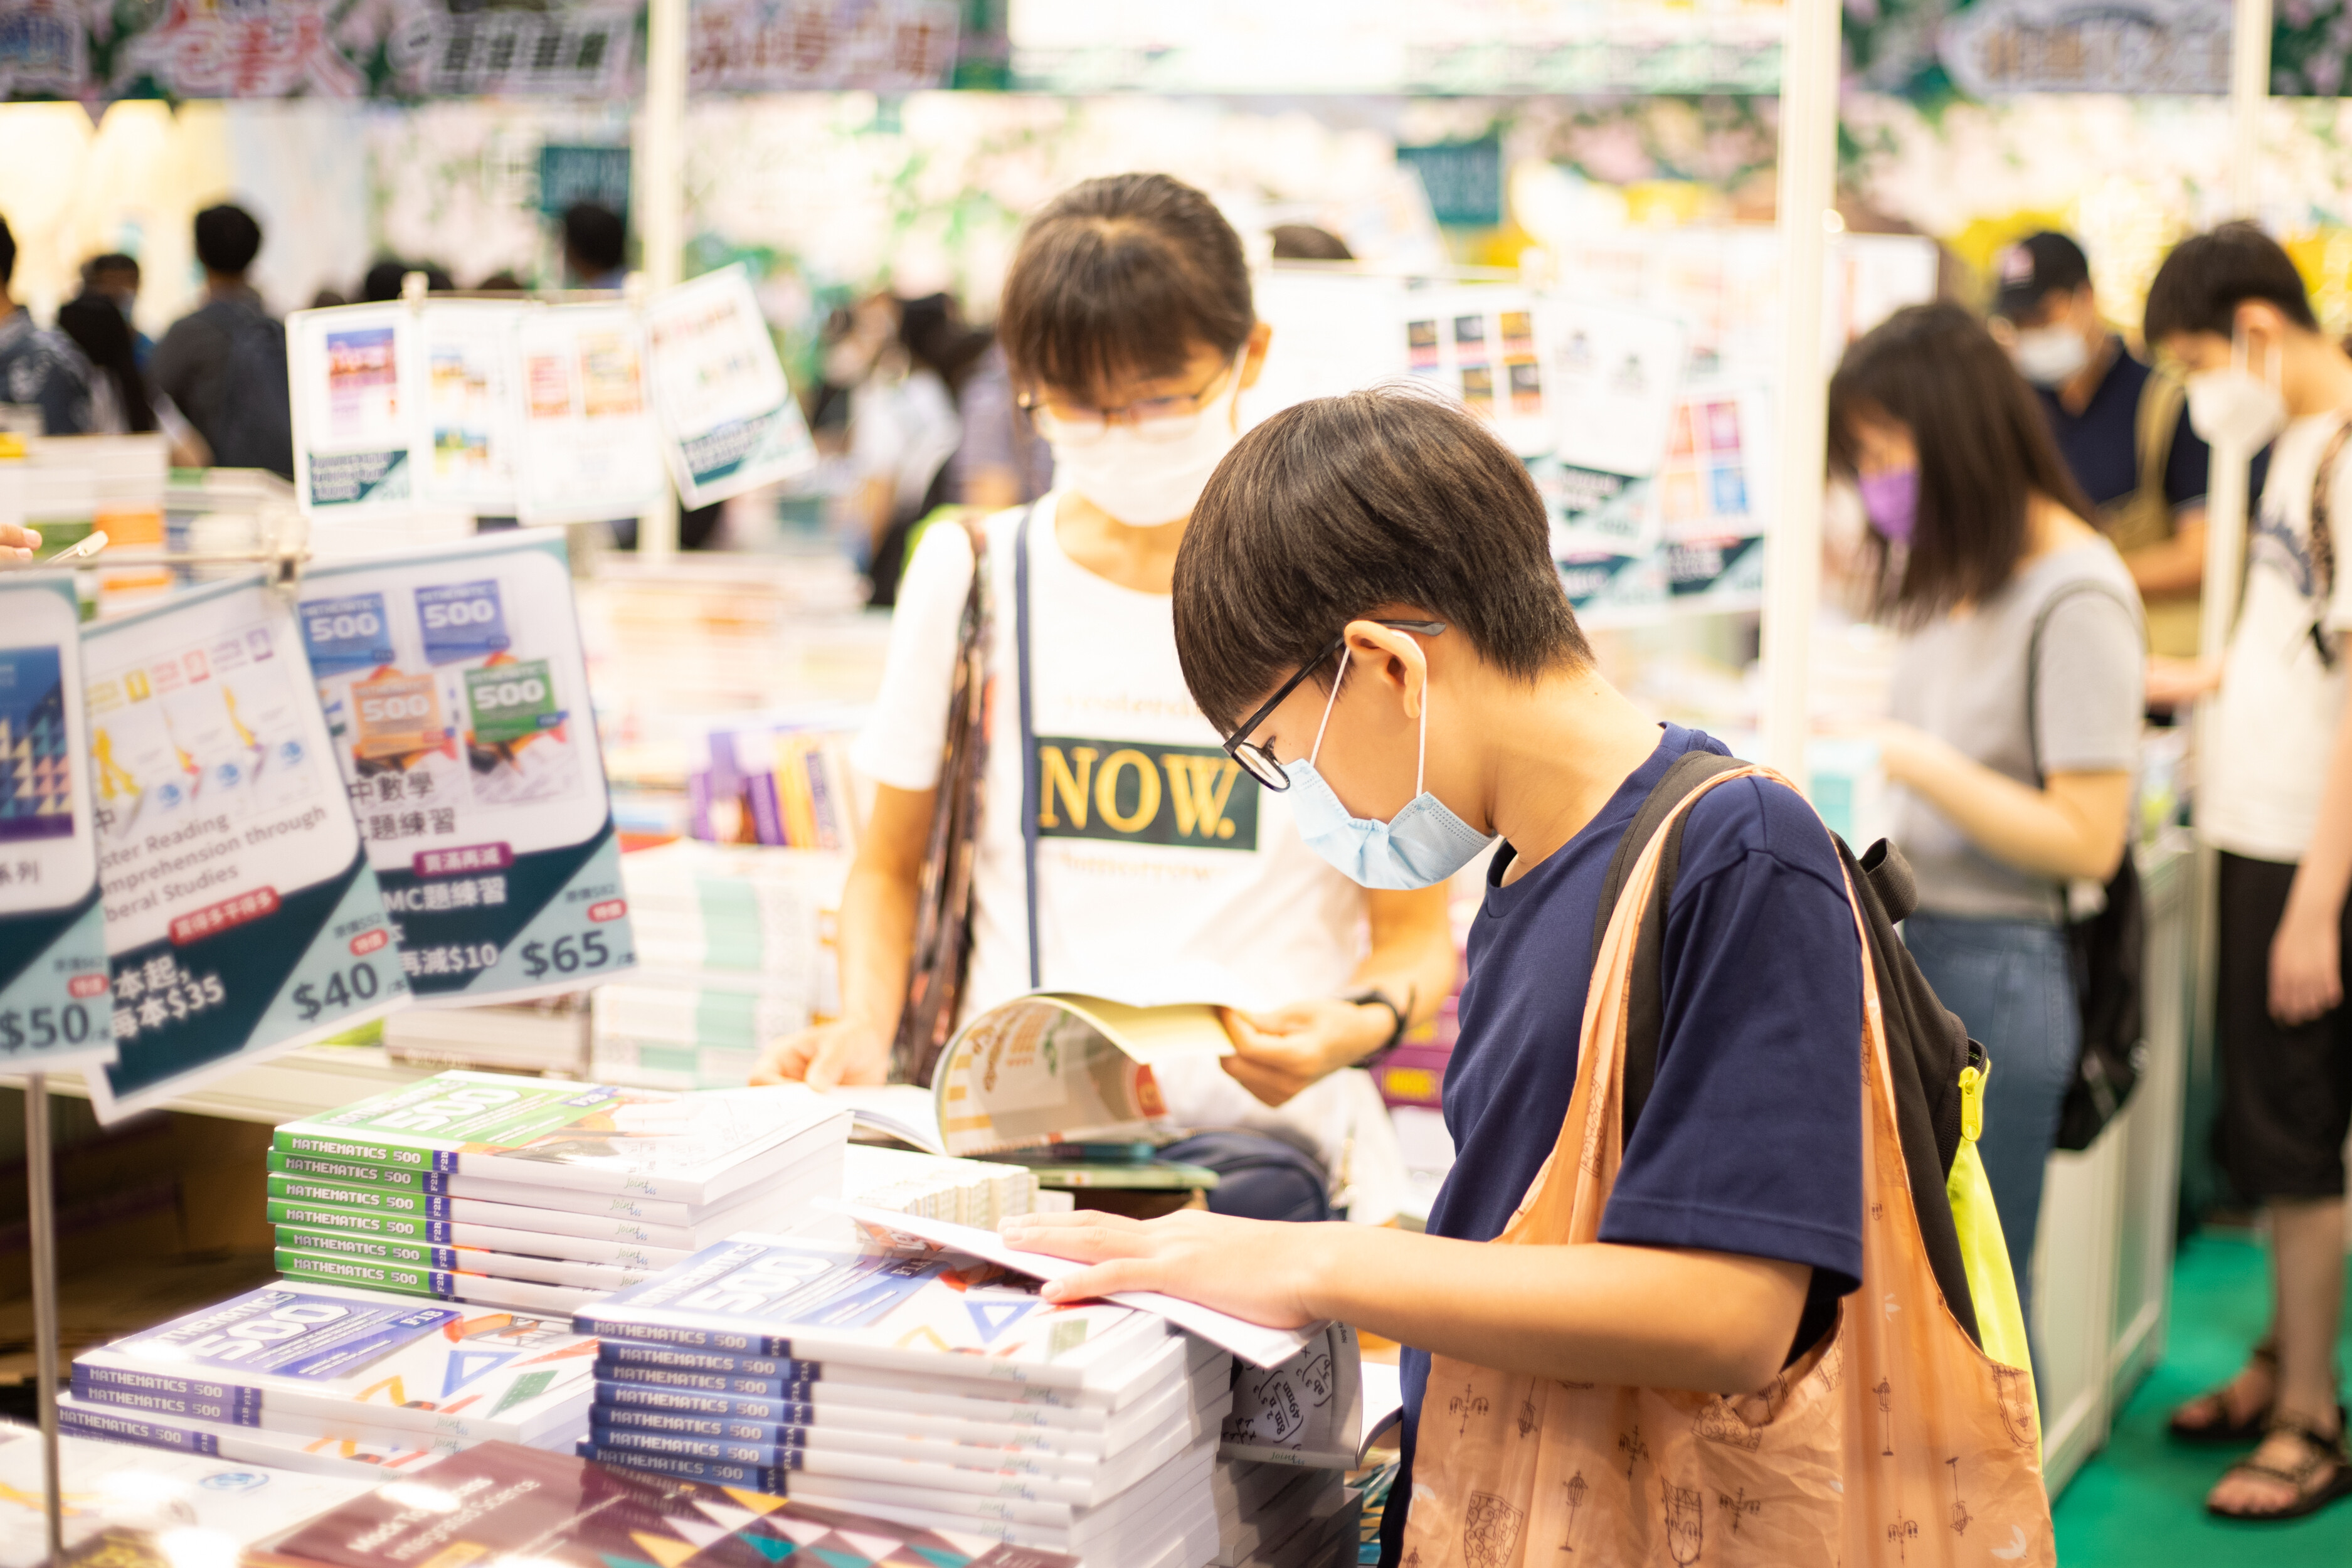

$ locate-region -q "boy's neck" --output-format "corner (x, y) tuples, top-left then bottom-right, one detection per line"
(1481, 665), (1665, 886)
(2282, 330), (2352, 420)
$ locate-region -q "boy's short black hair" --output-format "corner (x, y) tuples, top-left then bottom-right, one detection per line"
(1173, 384), (1589, 732)
(2144, 221), (2318, 342)
(194, 204), (263, 276)
(0, 217), (15, 288)
(1000, 173), (1253, 404)
(563, 203), (628, 276)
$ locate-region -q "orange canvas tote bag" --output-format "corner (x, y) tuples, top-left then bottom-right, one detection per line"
(1399, 766), (2055, 1567)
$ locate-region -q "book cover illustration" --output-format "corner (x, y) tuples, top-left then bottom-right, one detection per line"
(580, 1234), (1158, 1388)
(252, 1441), (1077, 1568)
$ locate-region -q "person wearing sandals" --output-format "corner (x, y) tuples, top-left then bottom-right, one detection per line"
(2146, 224), (2352, 1522)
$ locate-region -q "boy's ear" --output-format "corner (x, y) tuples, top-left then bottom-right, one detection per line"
(2235, 299), (2302, 341)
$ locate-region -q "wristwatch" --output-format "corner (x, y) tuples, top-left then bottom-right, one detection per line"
(1343, 987), (1412, 1068)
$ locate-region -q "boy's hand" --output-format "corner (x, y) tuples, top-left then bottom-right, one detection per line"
(998, 1208), (1328, 1328)
(752, 1016), (891, 1089)
(2146, 655), (2223, 711)
(1219, 999), (1393, 1107)
(1, 523), (39, 564)
(2269, 900), (2344, 1025)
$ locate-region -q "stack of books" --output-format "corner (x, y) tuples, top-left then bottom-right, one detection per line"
(247, 1439), (1091, 1568)
(842, 1144), (1041, 1227)
(1209, 1464), (1361, 1568)
(57, 1280), (599, 1476)
(268, 1070), (852, 1314)
(571, 1232), (1234, 1567)
(591, 840), (851, 1091)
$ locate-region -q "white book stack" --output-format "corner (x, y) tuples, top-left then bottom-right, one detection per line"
(61, 1281), (600, 1478)
(268, 1071), (851, 1315)
(1210, 1463), (1362, 1568)
(1211, 1324), (1381, 1568)
(841, 1144), (1040, 1229)
(574, 1232), (1237, 1567)
(591, 841), (850, 1091)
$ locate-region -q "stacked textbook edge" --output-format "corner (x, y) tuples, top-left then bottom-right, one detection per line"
(267, 1071), (852, 1313)
(572, 1231), (1236, 1568)
(59, 1279), (601, 1477)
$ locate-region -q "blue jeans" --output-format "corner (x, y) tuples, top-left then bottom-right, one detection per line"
(1902, 911), (2078, 1330)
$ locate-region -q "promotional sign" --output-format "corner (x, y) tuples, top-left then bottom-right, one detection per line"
(640, 265), (818, 509)
(1401, 287), (1555, 458)
(298, 530), (637, 1005)
(514, 305), (669, 524)
(288, 304), (421, 520)
(1539, 299), (1690, 558)
(0, 573), (110, 1073)
(81, 575), (406, 1120)
(415, 302), (529, 513)
(1242, 269), (1409, 430)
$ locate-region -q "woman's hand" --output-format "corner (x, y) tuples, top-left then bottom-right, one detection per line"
(1, 523), (39, 564)
(751, 1015), (891, 1089)
(998, 1208), (1331, 1328)
(1218, 999), (1392, 1107)
(2146, 655), (2223, 711)
(2270, 897), (2344, 1025)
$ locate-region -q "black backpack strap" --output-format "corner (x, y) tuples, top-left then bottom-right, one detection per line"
(1591, 750), (1749, 1138)
(1597, 753), (1984, 1347)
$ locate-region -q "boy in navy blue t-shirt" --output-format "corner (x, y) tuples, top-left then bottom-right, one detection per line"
(1001, 387), (1864, 1560)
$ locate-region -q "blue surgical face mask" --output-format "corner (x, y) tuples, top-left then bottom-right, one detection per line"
(1281, 652), (1493, 891)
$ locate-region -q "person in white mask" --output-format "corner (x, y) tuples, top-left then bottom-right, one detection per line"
(754, 173), (1456, 1224)
(1990, 230), (2254, 659)
(2143, 223), (2352, 1524)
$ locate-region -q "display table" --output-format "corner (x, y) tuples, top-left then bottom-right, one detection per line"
(2030, 829), (2197, 1494)
(20, 1046), (436, 1126)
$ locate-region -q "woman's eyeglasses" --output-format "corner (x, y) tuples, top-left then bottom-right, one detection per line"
(1017, 354), (1241, 446)
(1220, 622), (1448, 791)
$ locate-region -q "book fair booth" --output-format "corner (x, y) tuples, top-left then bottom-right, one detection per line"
(0, 0), (2341, 1561)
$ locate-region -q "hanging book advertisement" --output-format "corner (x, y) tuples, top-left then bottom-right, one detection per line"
(1538, 300), (1690, 559)
(642, 265), (818, 508)
(415, 301), (529, 514)
(298, 529), (637, 1004)
(81, 575), (406, 1120)
(514, 304), (669, 524)
(1657, 382), (1774, 611)
(0, 572), (111, 1073)
(1399, 287), (1554, 459)
(289, 304), (421, 519)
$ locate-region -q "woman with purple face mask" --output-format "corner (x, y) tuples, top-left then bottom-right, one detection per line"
(1829, 302), (2145, 1370)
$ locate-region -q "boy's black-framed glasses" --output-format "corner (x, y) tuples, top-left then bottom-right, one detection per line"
(1219, 620), (1448, 792)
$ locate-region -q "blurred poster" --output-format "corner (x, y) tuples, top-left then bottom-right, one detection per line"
(0, 574), (110, 1074)
(416, 303), (527, 513)
(116, 0), (364, 99)
(80, 576), (405, 1120)
(1242, 269), (1409, 430)
(691, 0), (961, 90)
(1657, 384), (1773, 544)
(1938, 0), (2229, 96)
(642, 266), (818, 508)
(1539, 300), (1689, 556)
(1401, 287), (1554, 458)
(514, 305), (668, 524)
(289, 304), (420, 519)
(300, 531), (637, 1006)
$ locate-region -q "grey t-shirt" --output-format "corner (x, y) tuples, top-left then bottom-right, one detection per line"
(1888, 540), (2144, 924)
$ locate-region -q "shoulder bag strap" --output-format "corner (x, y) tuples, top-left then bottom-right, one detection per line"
(2306, 417), (2352, 669)
(1014, 506), (1042, 990)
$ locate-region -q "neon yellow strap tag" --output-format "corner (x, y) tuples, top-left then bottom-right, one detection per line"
(1957, 1062), (1986, 1143)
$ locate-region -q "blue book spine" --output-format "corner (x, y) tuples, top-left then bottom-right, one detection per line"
(593, 1359), (817, 1399)
(71, 1365), (259, 1426)
(595, 1406), (829, 1445)
(589, 1421), (811, 1466)
(593, 1382), (821, 1424)
(598, 1342), (812, 1380)
(572, 1315), (793, 1357)
(58, 1404), (221, 1456)
(578, 1442), (790, 1493)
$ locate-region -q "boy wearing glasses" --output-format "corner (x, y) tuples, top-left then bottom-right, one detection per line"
(756, 175), (1456, 1222)
(1000, 384), (1888, 1562)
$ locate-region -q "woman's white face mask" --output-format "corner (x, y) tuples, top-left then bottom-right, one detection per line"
(1047, 353), (1246, 527)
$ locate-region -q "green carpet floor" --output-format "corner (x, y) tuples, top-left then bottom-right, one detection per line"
(2052, 1230), (2352, 1564)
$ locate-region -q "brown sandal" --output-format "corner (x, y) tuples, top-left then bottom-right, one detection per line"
(2206, 1410), (2352, 1522)
(2170, 1345), (2278, 1446)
